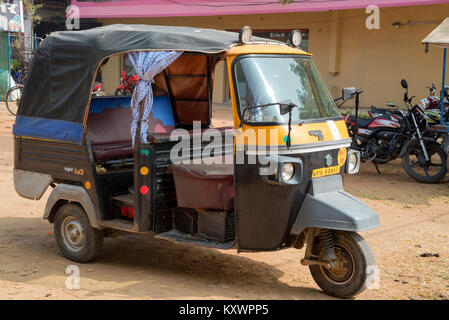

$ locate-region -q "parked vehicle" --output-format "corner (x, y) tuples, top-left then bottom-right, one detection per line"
(12, 25), (380, 298)
(12, 68), (28, 85)
(368, 82), (449, 151)
(340, 80), (447, 183)
(5, 84), (23, 116)
(5, 71), (28, 116)
(115, 71), (139, 96)
(420, 83), (449, 123)
(421, 83), (438, 109)
(92, 82), (105, 97)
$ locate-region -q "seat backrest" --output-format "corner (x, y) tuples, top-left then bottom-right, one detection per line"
(86, 95), (175, 161)
(87, 106), (133, 146)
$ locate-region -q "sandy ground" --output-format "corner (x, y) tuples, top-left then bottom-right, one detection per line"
(0, 104), (448, 300)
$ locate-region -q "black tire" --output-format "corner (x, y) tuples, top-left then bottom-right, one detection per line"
(402, 142), (447, 183)
(54, 203), (103, 263)
(5, 85), (23, 116)
(309, 231), (375, 299)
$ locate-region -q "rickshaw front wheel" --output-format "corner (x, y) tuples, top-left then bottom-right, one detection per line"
(309, 231), (374, 299)
(54, 204), (103, 263)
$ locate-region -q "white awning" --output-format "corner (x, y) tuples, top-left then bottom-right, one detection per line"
(422, 17), (449, 48)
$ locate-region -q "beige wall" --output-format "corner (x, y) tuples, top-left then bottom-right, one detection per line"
(99, 3), (449, 108)
(102, 54), (121, 95)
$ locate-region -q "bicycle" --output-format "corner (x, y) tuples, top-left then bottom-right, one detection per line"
(12, 69), (28, 85)
(5, 84), (24, 116)
(5, 72), (27, 116)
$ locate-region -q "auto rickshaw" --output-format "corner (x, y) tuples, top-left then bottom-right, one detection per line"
(12, 24), (379, 298)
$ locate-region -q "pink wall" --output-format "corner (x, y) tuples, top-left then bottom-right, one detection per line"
(71, 0), (449, 18)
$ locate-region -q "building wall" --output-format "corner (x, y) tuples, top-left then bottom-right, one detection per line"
(99, 3), (449, 108)
(102, 54), (121, 95)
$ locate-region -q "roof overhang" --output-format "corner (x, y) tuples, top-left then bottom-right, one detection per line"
(71, 0), (449, 19)
(422, 17), (449, 48)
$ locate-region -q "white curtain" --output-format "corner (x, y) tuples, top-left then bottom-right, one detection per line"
(128, 51), (183, 144)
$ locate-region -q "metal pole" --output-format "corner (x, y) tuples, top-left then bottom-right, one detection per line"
(8, 32), (11, 89)
(441, 47), (447, 125)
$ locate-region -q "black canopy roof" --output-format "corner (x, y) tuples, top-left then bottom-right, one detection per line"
(18, 25), (253, 125)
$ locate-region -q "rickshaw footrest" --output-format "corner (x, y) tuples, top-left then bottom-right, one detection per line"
(300, 258), (331, 268)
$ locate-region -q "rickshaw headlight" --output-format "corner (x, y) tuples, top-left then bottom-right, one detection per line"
(289, 30), (302, 47)
(239, 26), (253, 44)
(346, 150), (360, 174)
(281, 163), (295, 181)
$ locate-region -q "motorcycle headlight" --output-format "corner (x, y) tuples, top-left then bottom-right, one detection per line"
(346, 150), (360, 174)
(281, 163), (295, 181)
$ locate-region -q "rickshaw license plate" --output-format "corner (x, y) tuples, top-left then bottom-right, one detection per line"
(312, 166), (341, 178)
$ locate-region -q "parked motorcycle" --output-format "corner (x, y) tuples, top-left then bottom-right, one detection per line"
(339, 80), (447, 183)
(115, 71), (139, 96)
(92, 82), (105, 97)
(420, 83), (449, 124)
(370, 82), (449, 148)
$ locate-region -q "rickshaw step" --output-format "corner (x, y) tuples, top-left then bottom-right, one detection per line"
(111, 193), (135, 207)
(101, 219), (135, 231)
(155, 230), (234, 250)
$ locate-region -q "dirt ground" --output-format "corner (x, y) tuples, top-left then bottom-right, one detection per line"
(0, 104), (448, 300)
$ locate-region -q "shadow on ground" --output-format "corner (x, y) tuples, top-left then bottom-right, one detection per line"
(0, 217), (329, 299)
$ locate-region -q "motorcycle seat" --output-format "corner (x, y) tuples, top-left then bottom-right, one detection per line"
(346, 115), (374, 128)
(356, 118), (375, 128)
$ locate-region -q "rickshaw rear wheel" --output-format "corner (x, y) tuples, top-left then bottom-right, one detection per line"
(309, 231), (374, 299)
(54, 203), (103, 263)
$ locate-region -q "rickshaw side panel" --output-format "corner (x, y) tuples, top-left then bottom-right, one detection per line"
(234, 160), (305, 251)
(235, 147), (346, 251)
(14, 137), (102, 223)
(14, 169), (52, 200)
(14, 137), (90, 183)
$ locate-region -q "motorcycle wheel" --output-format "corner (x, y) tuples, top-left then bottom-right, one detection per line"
(309, 231), (375, 299)
(402, 142), (447, 183)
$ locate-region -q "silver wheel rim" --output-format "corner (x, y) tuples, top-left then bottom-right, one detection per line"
(319, 243), (355, 286)
(61, 216), (86, 253)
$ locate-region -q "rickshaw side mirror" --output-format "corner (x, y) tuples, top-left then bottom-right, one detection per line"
(342, 87), (356, 101)
(401, 79), (408, 89)
(279, 101), (296, 115)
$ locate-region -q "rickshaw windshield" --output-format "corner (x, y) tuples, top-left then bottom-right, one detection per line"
(233, 55), (340, 124)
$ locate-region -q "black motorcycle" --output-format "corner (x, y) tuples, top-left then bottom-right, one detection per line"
(339, 80), (447, 183)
